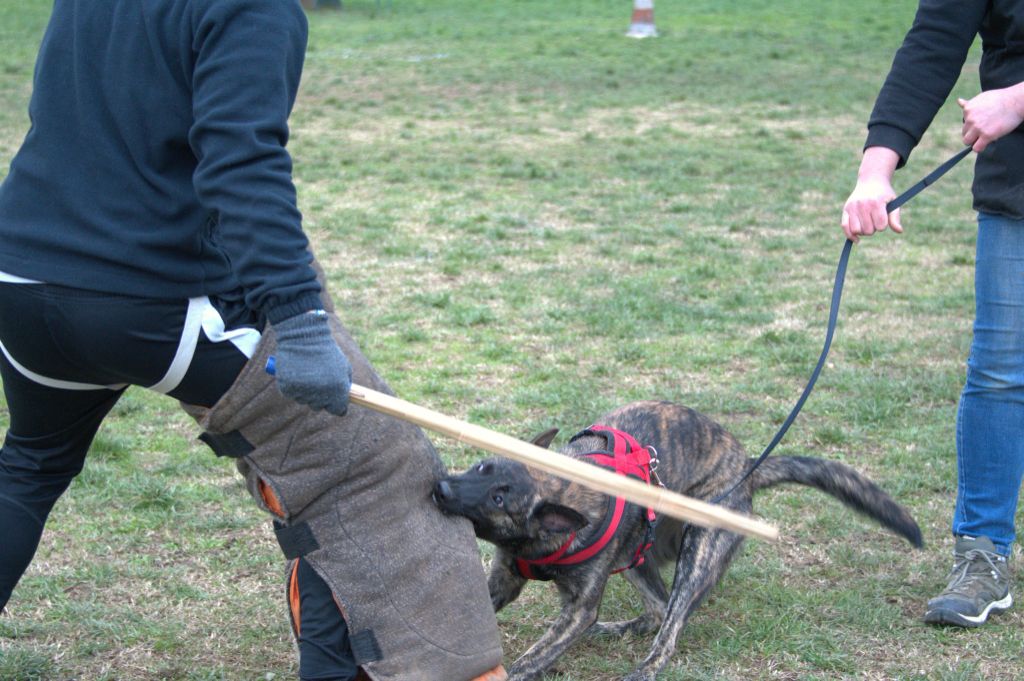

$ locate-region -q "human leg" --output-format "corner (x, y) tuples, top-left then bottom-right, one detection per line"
(179, 308), (361, 679)
(0, 277), (501, 677)
(953, 212), (1024, 553)
(0, 281), (362, 675)
(287, 558), (360, 681)
(0, 351), (123, 609)
(0, 383), (123, 608)
(925, 212), (1024, 627)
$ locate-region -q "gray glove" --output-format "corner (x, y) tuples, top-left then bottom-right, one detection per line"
(272, 310), (352, 416)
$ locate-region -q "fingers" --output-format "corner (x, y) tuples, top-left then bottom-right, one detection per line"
(843, 149), (901, 242)
(841, 210), (857, 243)
(842, 193), (898, 241)
(958, 98), (978, 149)
(963, 130), (988, 153)
(889, 206), (903, 233)
(958, 95), (1000, 152)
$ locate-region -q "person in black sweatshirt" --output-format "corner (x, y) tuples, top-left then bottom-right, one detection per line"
(841, 0), (1024, 628)
(0, 1), (505, 679)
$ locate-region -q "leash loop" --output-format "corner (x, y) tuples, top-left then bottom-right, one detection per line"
(710, 145), (972, 505)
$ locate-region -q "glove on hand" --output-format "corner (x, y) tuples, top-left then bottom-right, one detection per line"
(272, 310), (352, 416)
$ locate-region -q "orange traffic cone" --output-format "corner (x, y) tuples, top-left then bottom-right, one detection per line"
(626, 0), (657, 38)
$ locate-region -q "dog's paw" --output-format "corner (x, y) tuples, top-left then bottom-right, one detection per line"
(505, 671), (541, 681)
(588, 616), (659, 638)
(588, 620), (631, 638)
(622, 671), (657, 681)
(507, 660), (565, 681)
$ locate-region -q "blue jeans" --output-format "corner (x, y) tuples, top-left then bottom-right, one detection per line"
(953, 212), (1024, 556)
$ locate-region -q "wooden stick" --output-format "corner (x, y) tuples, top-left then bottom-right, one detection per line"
(348, 384), (779, 542)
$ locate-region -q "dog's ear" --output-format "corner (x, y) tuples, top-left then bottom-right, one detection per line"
(530, 428), (559, 450)
(531, 502), (588, 534)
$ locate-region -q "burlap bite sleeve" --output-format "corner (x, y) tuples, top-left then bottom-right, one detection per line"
(181, 313), (503, 681)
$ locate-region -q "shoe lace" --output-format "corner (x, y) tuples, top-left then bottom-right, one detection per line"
(944, 548), (1005, 594)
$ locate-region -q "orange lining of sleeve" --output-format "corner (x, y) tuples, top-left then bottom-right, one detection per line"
(288, 559), (301, 636)
(471, 666), (508, 681)
(259, 478), (286, 518)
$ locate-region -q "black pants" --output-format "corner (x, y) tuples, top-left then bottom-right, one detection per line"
(0, 282), (355, 680)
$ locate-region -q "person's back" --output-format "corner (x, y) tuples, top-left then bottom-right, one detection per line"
(0, 0), (317, 321)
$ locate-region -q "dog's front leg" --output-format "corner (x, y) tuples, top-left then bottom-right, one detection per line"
(488, 550), (527, 612)
(506, 570), (607, 681)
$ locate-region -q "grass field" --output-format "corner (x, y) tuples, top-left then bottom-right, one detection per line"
(2, 0), (1023, 679)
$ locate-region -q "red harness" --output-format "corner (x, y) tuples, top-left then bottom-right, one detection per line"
(515, 425), (659, 581)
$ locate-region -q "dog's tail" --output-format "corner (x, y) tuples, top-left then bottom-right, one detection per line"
(748, 456), (923, 547)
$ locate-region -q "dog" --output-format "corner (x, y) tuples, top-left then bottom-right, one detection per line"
(433, 400), (923, 681)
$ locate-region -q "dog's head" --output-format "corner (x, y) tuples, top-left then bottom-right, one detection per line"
(432, 429), (589, 550)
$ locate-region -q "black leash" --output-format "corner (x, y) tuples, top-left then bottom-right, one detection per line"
(711, 145), (973, 505)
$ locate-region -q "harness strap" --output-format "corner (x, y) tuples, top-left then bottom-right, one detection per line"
(515, 532), (577, 579)
(580, 425), (657, 524)
(0, 295), (260, 395)
(0, 338), (127, 391)
(516, 425), (659, 579)
(147, 296), (205, 393)
(552, 496), (626, 566)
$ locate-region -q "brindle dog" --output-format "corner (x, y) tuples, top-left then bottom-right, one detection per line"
(433, 401), (923, 681)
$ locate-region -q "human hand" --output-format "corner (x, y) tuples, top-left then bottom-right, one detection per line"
(841, 146), (902, 243)
(271, 310), (352, 416)
(959, 84), (1024, 152)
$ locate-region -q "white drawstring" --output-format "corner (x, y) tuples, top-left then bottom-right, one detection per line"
(0, 295), (261, 394)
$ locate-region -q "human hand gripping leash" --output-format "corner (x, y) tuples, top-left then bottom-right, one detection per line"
(710, 144), (974, 503)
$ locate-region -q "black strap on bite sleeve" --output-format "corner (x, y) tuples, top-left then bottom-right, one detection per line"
(350, 629), (384, 664)
(274, 520), (321, 559)
(198, 430), (255, 458)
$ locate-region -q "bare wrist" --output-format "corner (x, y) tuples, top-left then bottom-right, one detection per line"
(857, 146), (900, 182)
(1010, 82), (1024, 118)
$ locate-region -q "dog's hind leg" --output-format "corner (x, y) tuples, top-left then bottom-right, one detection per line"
(588, 559), (668, 638)
(624, 527), (745, 681)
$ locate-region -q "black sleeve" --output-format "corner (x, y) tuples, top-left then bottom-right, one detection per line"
(189, 0), (323, 323)
(865, 0), (988, 167)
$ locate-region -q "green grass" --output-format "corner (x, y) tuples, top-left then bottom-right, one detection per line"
(2, 0), (1023, 679)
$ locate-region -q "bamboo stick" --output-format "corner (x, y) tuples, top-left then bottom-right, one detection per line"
(348, 384), (779, 542)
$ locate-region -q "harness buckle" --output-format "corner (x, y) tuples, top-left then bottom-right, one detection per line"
(647, 446), (666, 488)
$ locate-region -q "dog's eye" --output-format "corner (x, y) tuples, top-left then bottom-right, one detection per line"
(491, 485), (509, 508)
(476, 462), (493, 475)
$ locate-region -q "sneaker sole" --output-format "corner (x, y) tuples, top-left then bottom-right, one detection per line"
(923, 593), (1013, 628)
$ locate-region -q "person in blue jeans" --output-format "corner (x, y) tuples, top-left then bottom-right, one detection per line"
(841, 0), (1024, 628)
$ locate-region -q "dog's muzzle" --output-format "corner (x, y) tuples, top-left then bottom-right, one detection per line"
(432, 479), (453, 506)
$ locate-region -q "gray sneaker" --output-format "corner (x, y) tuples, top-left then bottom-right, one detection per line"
(923, 535), (1013, 627)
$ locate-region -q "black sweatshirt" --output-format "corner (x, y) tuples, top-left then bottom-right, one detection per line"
(0, 0), (323, 324)
(866, 0), (1024, 219)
